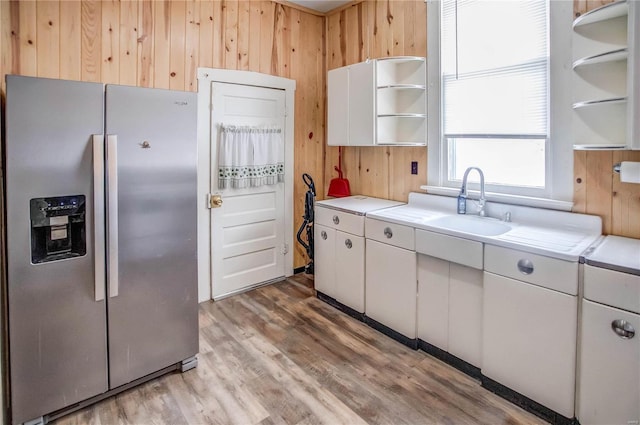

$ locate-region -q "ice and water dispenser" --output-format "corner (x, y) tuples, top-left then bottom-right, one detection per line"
(30, 195), (86, 263)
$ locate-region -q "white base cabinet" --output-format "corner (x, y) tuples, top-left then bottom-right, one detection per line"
(577, 263), (640, 425)
(314, 197), (404, 313)
(417, 255), (483, 367)
(578, 299), (639, 425)
(314, 224), (366, 313)
(314, 223), (336, 297)
(417, 255), (449, 350)
(482, 272), (578, 419)
(334, 231), (365, 312)
(448, 263), (483, 367)
(365, 239), (416, 338)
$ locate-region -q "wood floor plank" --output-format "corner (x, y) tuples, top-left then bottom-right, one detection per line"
(54, 276), (547, 425)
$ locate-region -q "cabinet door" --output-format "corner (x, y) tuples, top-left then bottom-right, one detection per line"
(327, 67), (349, 146)
(483, 272), (577, 418)
(449, 264), (483, 367)
(348, 61), (375, 146)
(578, 300), (639, 425)
(417, 254), (449, 350)
(366, 240), (417, 338)
(314, 224), (336, 297)
(334, 232), (365, 313)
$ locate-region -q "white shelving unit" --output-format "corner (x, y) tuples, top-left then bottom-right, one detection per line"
(376, 57), (426, 145)
(327, 56), (427, 146)
(572, 0), (639, 150)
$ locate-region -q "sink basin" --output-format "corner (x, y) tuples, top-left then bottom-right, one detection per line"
(427, 214), (512, 236)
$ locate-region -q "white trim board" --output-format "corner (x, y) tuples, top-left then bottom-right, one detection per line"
(196, 68), (296, 302)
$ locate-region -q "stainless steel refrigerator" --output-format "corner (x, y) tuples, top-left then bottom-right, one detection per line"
(4, 75), (199, 424)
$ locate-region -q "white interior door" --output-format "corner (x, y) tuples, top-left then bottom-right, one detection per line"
(210, 82), (286, 299)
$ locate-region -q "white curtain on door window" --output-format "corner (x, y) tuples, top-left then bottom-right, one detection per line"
(218, 125), (284, 189)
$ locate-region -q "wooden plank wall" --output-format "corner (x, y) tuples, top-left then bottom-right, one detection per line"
(0, 0), (638, 271)
(325, 1), (427, 202)
(572, 0), (640, 238)
(0, 0), (325, 268)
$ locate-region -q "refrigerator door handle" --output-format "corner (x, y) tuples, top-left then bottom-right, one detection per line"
(92, 135), (106, 302)
(106, 135), (119, 298)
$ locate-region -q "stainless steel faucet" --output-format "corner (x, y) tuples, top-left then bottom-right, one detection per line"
(457, 167), (486, 216)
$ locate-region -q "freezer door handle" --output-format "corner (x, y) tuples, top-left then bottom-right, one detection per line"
(106, 135), (119, 298)
(93, 135), (106, 302)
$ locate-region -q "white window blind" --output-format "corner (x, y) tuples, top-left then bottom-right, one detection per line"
(427, 0), (575, 207)
(442, 0), (549, 138)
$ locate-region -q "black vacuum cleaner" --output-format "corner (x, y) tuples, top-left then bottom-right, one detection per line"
(296, 173), (316, 274)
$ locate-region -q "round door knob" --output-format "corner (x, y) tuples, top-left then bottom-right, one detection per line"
(517, 259), (534, 275)
(333, 215), (340, 225)
(384, 227), (393, 238)
(321, 231), (327, 240)
(210, 194), (223, 208)
(345, 239), (352, 249)
(612, 319), (635, 339)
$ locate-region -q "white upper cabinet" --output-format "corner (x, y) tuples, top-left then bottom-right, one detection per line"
(327, 57), (427, 146)
(572, 0), (640, 150)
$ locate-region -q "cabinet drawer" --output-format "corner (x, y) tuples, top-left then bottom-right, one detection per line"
(315, 207), (364, 236)
(415, 229), (482, 269)
(365, 218), (414, 250)
(484, 245), (578, 295)
(584, 265), (640, 314)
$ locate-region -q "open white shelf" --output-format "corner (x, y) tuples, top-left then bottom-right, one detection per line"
(375, 57), (427, 145)
(376, 115), (426, 145)
(572, 0), (639, 150)
(572, 48), (628, 69)
(572, 97), (627, 109)
(376, 57), (426, 88)
(573, 143), (627, 150)
(377, 84), (426, 90)
(573, 0), (628, 28)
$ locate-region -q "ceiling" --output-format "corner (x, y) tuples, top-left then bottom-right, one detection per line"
(286, 0), (352, 13)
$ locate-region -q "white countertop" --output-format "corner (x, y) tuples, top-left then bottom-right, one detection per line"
(316, 196), (404, 215)
(583, 235), (640, 275)
(366, 193), (603, 262)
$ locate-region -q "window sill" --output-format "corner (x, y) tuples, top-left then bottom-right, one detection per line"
(420, 186), (574, 212)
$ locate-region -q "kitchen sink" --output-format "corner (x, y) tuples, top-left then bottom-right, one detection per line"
(427, 214), (512, 236)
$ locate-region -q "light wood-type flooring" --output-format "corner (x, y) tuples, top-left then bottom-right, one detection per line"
(55, 274), (546, 425)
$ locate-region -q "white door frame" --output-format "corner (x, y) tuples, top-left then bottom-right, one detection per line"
(196, 68), (296, 302)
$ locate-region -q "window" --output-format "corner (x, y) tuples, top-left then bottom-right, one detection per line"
(427, 0), (574, 206)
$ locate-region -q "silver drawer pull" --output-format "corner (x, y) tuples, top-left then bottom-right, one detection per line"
(321, 231), (327, 240)
(612, 320), (635, 339)
(384, 227), (393, 238)
(333, 215), (340, 225)
(517, 259), (534, 275)
(345, 239), (352, 249)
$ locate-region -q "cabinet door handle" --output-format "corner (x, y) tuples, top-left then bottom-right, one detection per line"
(333, 215), (340, 225)
(344, 239), (352, 249)
(611, 319), (635, 339)
(321, 231), (328, 240)
(517, 259), (534, 275)
(384, 227), (393, 238)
